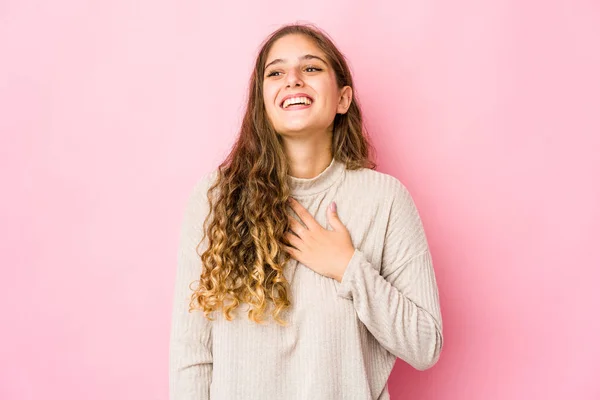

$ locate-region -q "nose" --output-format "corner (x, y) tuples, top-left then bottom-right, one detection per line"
(285, 67), (304, 88)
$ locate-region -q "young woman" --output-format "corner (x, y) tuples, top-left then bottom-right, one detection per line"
(169, 23), (443, 400)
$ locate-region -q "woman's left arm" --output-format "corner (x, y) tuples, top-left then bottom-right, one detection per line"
(336, 182), (444, 371)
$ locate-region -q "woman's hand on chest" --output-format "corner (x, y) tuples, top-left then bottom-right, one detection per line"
(282, 197), (355, 283)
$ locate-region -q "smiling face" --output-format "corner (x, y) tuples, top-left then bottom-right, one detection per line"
(262, 34), (352, 137)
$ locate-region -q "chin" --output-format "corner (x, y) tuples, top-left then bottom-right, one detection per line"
(279, 121), (327, 135)
(276, 123), (310, 134)
(284, 125), (311, 133)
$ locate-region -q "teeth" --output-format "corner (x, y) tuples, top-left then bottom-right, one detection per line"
(282, 96), (312, 108)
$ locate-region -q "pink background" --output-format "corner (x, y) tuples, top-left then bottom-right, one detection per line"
(1, 1), (599, 399)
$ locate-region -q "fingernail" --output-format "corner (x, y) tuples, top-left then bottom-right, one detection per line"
(330, 202), (337, 212)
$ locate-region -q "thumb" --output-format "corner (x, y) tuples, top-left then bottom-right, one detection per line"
(327, 202), (344, 231)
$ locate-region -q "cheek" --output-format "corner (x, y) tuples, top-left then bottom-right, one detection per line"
(314, 81), (339, 110)
(262, 86), (277, 108)
(262, 89), (278, 123)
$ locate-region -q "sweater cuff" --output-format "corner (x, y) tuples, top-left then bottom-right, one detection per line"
(336, 248), (364, 300)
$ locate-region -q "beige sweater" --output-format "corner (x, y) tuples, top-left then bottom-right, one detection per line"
(169, 157), (444, 400)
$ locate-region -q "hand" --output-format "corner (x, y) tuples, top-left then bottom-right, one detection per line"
(283, 197), (355, 282)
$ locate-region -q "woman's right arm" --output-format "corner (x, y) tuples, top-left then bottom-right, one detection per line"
(169, 175), (214, 399)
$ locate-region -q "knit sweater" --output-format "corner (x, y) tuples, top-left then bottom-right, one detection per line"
(169, 157), (444, 400)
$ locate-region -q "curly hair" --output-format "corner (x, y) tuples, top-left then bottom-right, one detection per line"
(189, 22), (376, 326)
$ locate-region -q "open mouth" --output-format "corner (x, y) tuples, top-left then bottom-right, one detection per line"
(280, 96), (313, 110)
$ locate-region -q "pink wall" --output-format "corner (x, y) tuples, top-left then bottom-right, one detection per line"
(1, 1), (599, 399)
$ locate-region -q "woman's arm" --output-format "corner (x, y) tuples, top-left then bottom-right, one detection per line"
(336, 181), (444, 371)
(169, 176), (214, 399)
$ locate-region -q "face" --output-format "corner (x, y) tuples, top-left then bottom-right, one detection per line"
(262, 34), (352, 137)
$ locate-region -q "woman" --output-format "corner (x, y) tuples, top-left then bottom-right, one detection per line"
(169, 23), (443, 399)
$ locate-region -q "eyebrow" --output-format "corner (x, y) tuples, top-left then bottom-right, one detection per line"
(264, 54), (329, 70)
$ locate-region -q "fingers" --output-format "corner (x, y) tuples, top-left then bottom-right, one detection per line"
(287, 197), (318, 231)
(282, 243), (299, 259)
(284, 230), (302, 249)
(287, 213), (306, 237)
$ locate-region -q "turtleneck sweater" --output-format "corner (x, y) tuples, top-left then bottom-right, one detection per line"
(169, 158), (444, 400)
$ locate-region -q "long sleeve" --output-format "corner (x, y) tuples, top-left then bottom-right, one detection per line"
(169, 175), (214, 399)
(336, 181), (443, 371)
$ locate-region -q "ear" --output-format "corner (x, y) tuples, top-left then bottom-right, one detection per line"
(336, 86), (353, 114)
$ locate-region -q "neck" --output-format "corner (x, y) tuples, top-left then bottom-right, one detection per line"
(287, 156), (345, 197)
(281, 131), (333, 179)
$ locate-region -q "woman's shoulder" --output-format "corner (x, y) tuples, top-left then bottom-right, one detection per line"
(188, 169), (220, 200)
(181, 170), (220, 223)
(344, 165), (412, 200)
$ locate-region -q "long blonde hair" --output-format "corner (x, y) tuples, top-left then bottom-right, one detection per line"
(189, 23), (376, 325)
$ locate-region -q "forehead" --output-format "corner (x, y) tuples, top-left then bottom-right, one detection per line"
(265, 34), (324, 64)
